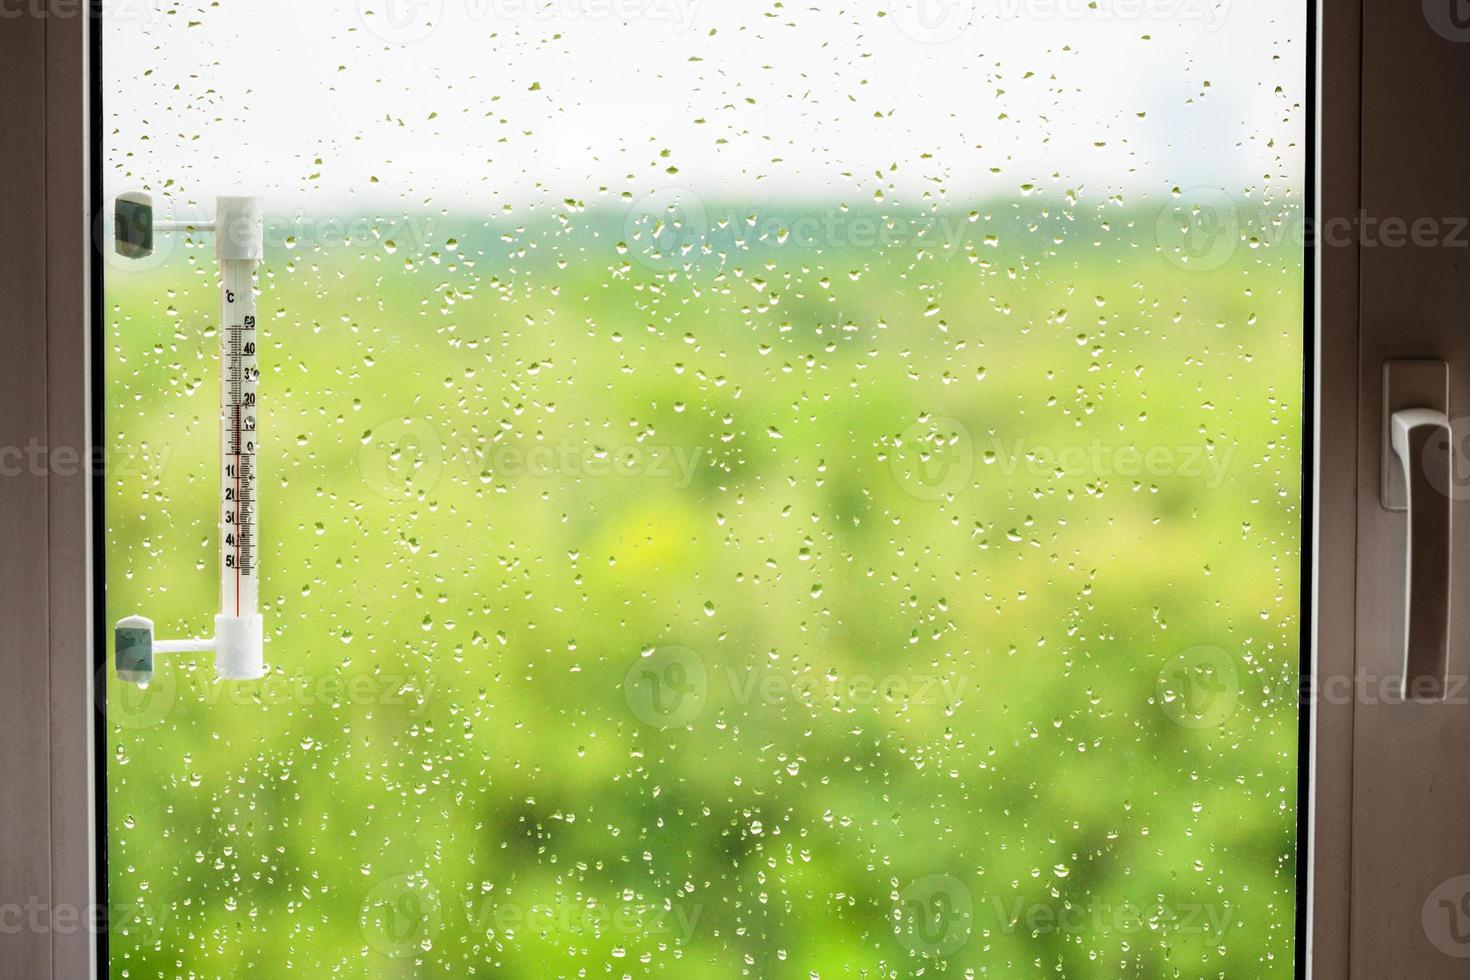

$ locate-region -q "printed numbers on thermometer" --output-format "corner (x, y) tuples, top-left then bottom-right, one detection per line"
(223, 288), (258, 591)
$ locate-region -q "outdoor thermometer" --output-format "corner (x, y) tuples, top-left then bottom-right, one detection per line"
(113, 193), (267, 686)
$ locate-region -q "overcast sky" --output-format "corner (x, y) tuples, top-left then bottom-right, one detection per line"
(103, 0), (1305, 217)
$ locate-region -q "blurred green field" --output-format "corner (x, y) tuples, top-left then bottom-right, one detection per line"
(104, 201), (1302, 977)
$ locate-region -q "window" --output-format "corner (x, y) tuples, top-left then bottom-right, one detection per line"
(100, 1), (1306, 974)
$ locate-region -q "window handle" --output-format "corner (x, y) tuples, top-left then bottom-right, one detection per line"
(1389, 408), (1453, 702)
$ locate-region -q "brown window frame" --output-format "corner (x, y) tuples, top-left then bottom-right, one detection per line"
(0, 4), (96, 977)
(0, 1), (1398, 975)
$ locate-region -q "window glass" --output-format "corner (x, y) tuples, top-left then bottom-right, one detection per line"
(104, 2), (1305, 974)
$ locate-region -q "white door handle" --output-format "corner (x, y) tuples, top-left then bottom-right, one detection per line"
(1389, 407), (1453, 701)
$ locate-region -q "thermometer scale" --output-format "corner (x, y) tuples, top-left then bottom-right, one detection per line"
(221, 246), (260, 622)
(114, 193), (267, 686)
